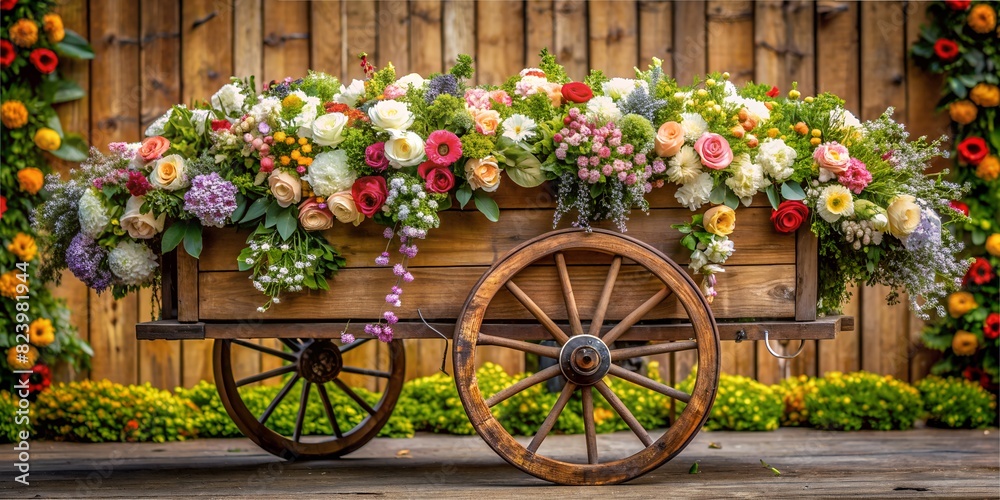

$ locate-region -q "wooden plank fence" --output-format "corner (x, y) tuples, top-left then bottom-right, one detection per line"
(48, 0), (949, 389)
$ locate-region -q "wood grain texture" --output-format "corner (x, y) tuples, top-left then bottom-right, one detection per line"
(180, 0), (233, 104)
(672, 0), (706, 85)
(442, 0), (475, 71)
(235, 0), (264, 79)
(755, 1), (815, 96)
(475, 0), (523, 85)
(554, 0), (589, 81)
(345, 0), (376, 80)
(410, 0), (443, 75)
(638, 0), (672, 72)
(526, 0), (554, 59)
(588, 0), (638, 78)
(377, 1), (410, 74)
(706, 1), (753, 84)
(262, 0), (310, 83)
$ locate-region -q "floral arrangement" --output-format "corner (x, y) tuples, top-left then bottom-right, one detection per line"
(912, 0), (999, 389)
(39, 48), (968, 344)
(1, 0), (93, 388)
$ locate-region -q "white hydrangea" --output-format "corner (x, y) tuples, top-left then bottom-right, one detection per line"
(725, 153), (768, 206)
(501, 114), (537, 143)
(78, 188), (110, 239)
(334, 79), (366, 107)
(680, 112), (708, 141)
(249, 97), (282, 125)
(304, 150), (356, 197)
(704, 237), (735, 264)
(666, 145), (703, 184)
(145, 108), (172, 137)
(211, 83), (247, 117)
(756, 138), (797, 182)
(674, 172), (713, 211)
(586, 96), (622, 123)
(108, 240), (158, 286)
(602, 78), (648, 100)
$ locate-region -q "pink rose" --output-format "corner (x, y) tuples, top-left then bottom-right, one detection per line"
(693, 133), (734, 170)
(813, 142), (850, 181)
(654, 121), (684, 157)
(489, 90), (512, 106)
(138, 136), (170, 162)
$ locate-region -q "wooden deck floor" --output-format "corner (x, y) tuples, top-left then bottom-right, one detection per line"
(2, 428), (997, 498)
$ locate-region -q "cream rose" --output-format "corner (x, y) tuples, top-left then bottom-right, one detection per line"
(149, 154), (189, 191)
(298, 197), (334, 231)
(120, 196), (166, 239)
(384, 131), (426, 168)
(654, 121), (684, 157)
(327, 191), (364, 226)
(311, 112), (348, 147)
(886, 194), (921, 238)
(268, 170), (302, 208)
(472, 109), (501, 136)
(465, 156), (502, 192)
(368, 100), (414, 132)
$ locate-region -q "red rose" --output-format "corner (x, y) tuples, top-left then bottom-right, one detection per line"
(417, 161), (455, 194)
(29, 48), (58, 74)
(0, 40), (14, 68)
(351, 176), (388, 217)
(984, 313), (1000, 340)
(210, 119), (232, 132)
(957, 137), (988, 165)
(561, 82), (593, 104)
(945, 0), (970, 10)
(771, 200), (809, 233)
(965, 257), (995, 286)
(766, 86), (779, 98)
(950, 200), (970, 216)
(933, 39), (960, 62)
(0, 0), (17, 10)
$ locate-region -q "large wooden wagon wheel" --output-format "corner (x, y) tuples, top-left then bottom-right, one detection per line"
(214, 337), (405, 460)
(454, 229), (720, 485)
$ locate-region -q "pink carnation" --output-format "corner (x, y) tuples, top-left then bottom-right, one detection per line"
(383, 84), (406, 100)
(464, 88), (491, 110)
(837, 158), (872, 194)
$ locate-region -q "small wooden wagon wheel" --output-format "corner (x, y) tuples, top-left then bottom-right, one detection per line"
(454, 228), (720, 485)
(214, 337), (405, 460)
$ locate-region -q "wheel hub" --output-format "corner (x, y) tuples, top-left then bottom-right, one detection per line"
(558, 335), (611, 386)
(298, 340), (343, 383)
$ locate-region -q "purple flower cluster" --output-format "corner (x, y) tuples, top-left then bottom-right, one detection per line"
(364, 323), (394, 342)
(425, 74), (459, 104)
(183, 172), (238, 228)
(553, 108), (650, 189)
(66, 233), (113, 292)
(838, 158), (873, 194)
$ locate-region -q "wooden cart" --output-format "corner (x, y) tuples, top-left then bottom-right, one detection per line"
(137, 183), (852, 485)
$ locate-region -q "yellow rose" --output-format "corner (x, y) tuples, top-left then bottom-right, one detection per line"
(33, 127), (61, 151)
(947, 291), (978, 318)
(120, 196), (166, 239)
(703, 205), (736, 236)
(886, 194), (921, 238)
(150, 154), (189, 191)
(1, 100), (29, 129)
(986, 233), (1000, 257)
(297, 197), (334, 231)
(976, 155), (999, 181)
(326, 191), (364, 226)
(472, 109), (501, 136)
(17, 167), (44, 195)
(9, 19), (38, 48)
(969, 83), (999, 108)
(951, 330), (978, 356)
(43, 13), (65, 43)
(464, 156), (502, 192)
(654, 121), (685, 157)
(268, 170), (302, 207)
(7, 346), (38, 370)
(29, 318), (55, 347)
(7, 233), (38, 261)
(967, 4), (997, 34)
(948, 100), (978, 124)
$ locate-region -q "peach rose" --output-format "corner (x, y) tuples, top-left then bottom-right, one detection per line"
(541, 82), (564, 107)
(473, 109), (501, 136)
(268, 170), (302, 208)
(139, 136), (170, 162)
(120, 196), (165, 239)
(465, 156), (502, 192)
(298, 197), (334, 231)
(654, 121), (684, 157)
(703, 205), (736, 236)
(327, 191), (364, 226)
(150, 154), (189, 191)
(812, 142), (850, 181)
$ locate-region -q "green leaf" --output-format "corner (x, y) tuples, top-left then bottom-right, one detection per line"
(230, 193), (247, 222)
(50, 134), (88, 162)
(437, 196), (452, 211)
(589, 182), (605, 199)
(948, 78), (968, 99)
(55, 30), (95, 60)
(780, 182), (806, 200)
(46, 114), (65, 136)
(473, 191), (500, 222)
(709, 183), (728, 205)
(972, 229), (986, 245)
(240, 197), (268, 223)
(680, 234), (696, 251)
(50, 80), (87, 103)
(456, 184), (473, 209)
(275, 207), (298, 240)
(503, 149), (547, 188)
(183, 224), (203, 258)
(688, 462), (700, 474)
(724, 189), (739, 210)
(161, 223), (187, 253)
(765, 185), (780, 210)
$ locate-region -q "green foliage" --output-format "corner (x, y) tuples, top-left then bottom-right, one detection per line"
(916, 376), (998, 429)
(0, 391), (28, 443)
(678, 367), (783, 431)
(449, 54), (475, 81)
(617, 114), (656, 154)
(459, 133), (497, 162)
(804, 371), (922, 431)
(537, 48), (569, 84)
(297, 71), (341, 103)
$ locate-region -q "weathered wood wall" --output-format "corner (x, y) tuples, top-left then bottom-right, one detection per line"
(50, 0), (948, 389)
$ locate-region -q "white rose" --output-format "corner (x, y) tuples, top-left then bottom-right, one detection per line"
(831, 108), (863, 134)
(602, 78), (648, 100)
(305, 150), (356, 197)
(311, 112), (348, 147)
(757, 138), (797, 182)
(120, 196), (166, 240)
(396, 73), (425, 89)
(368, 100), (414, 132)
(680, 112), (709, 141)
(384, 131), (426, 168)
(211, 83), (246, 117)
(334, 79), (366, 107)
(150, 154), (189, 191)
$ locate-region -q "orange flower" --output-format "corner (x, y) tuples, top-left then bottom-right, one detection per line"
(0, 270), (21, 298)
(969, 83), (999, 108)
(947, 291), (978, 318)
(9, 19), (38, 48)
(986, 233), (1000, 257)
(7, 233), (37, 261)
(6, 346), (38, 370)
(952, 330), (979, 356)
(42, 13), (65, 43)
(28, 318), (55, 347)
(976, 155), (999, 181)
(17, 167), (44, 195)
(948, 100), (978, 124)
(33, 127), (60, 151)
(967, 4), (997, 34)
(1, 100), (28, 128)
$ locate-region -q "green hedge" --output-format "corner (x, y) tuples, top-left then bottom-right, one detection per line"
(917, 376), (998, 429)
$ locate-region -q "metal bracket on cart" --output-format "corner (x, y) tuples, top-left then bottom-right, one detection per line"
(763, 329), (807, 360)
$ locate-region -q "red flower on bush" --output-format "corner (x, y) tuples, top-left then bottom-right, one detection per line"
(766, 86), (779, 98)
(957, 137), (988, 165)
(950, 200), (969, 216)
(0, 196), (6, 219)
(770, 200), (809, 233)
(125, 171), (153, 197)
(561, 82), (593, 103)
(984, 313), (1000, 340)
(417, 161), (456, 194)
(945, 0), (970, 10)
(0, 0), (17, 10)
(0, 40), (14, 68)
(29, 48), (58, 74)
(210, 119), (231, 132)
(351, 176), (388, 217)
(27, 363), (51, 393)
(933, 39), (960, 62)
(965, 257), (995, 286)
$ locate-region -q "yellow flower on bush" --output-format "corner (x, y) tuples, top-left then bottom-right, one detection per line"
(33, 127), (60, 151)
(42, 13), (65, 43)
(967, 4), (997, 34)
(7, 346), (38, 370)
(0, 270), (21, 298)
(703, 205), (736, 236)
(1, 100), (29, 129)
(29, 318), (56, 347)
(975, 155), (999, 181)
(947, 291), (978, 318)
(8, 233), (38, 261)
(970, 83), (999, 108)
(948, 100), (978, 124)
(9, 19), (38, 48)
(986, 233), (1000, 257)
(952, 330), (979, 356)
(17, 167), (45, 195)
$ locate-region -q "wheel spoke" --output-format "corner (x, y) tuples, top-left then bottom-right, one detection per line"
(477, 334), (561, 358)
(316, 383), (343, 438)
(505, 280), (571, 345)
(333, 378), (376, 415)
(485, 364), (562, 408)
(231, 339), (297, 362)
(259, 373), (300, 425)
(527, 382), (577, 453)
(341, 366), (392, 378)
(610, 341), (698, 362)
(608, 364), (691, 403)
(582, 387), (598, 464)
(236, 363), (297, 387)
(588, 256), (622, 337)
(293, 381), (311, 443)
(339, 338), (370, 354)
(555, 253), (583, 336)
(602, 286), (673, 344)
(595, 380), (653, 447)
(279, 338), (304, 352)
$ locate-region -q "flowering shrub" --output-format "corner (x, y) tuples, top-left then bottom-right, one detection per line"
(916, 375), (998, 428)
(677, 367), (783, 431)
(804, 372), (922, 431)
(775, 374), (818, 427)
